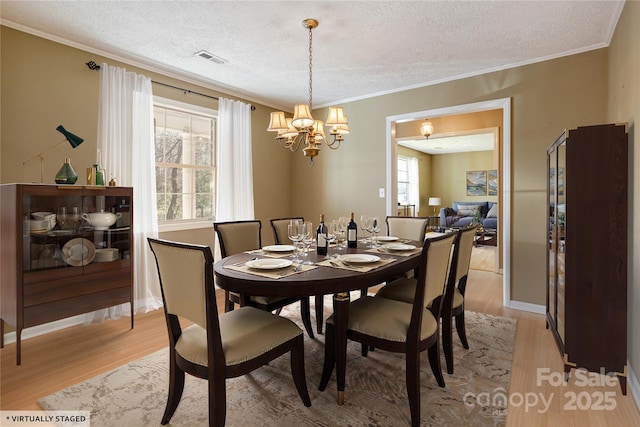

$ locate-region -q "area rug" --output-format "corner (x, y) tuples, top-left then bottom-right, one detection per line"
(39, 306), (516, 426)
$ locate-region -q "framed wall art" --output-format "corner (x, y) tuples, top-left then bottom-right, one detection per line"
(466, 170), (487, 196)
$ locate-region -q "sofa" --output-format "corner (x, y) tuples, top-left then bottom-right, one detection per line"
(439, 201), (498, 229)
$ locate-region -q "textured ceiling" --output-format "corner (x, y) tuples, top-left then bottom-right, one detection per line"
(0, 1), (625, 111)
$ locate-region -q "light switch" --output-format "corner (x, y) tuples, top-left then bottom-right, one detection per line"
(379, 188), (385, 198)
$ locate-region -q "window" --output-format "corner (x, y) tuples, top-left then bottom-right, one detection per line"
(397, 155), (420, 214)
(397, 156), (410, 205)
(154, 98), (216, 229)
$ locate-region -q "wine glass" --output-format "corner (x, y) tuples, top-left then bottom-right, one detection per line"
(325, 221), (337, 259)
(360, 215), (371, 245)
(287, 223), (303, 262)
(337, 216), (348, 254)
(56, 206), (68, 230)
(370, 216), (381, 248)
(301, 222), (315, 265)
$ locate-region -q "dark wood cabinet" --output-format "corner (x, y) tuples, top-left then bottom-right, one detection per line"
(546, 124), (627, 394)
(1, 184), (134, 364)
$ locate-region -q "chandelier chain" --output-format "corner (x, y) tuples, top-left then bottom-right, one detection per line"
(308, 25), (313, 110)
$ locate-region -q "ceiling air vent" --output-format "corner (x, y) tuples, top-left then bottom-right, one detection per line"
(194, 50), (227, 65)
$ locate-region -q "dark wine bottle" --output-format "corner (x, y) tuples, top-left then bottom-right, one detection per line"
(347, 212), (358, 248)
(316, 214), (328, 255)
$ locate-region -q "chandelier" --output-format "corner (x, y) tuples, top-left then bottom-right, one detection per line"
(267, 19), (350, 165)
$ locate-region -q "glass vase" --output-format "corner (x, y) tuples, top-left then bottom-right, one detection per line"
(55, 158), (78, 184)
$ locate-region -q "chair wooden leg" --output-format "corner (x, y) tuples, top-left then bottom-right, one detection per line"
(318, 323), (335, 391)
(209, 370), (226, 427)
(290, 335), (312, 407)
(442, 313), (454, 374)
(427, 340), (445, 388)
(361, 343), (369, 357)
(315, 294), (324, 334)
(455, 310), (469, 349)
(161, 355), (185, 425)
(224, 290), (234, 312)
(300, 297), (315, 339)
(406, 348), (421, 427)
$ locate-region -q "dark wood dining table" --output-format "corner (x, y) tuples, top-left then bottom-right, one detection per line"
(213, 243), (423, 405)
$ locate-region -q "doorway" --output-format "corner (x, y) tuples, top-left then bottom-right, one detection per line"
(385, 98), (512, 307)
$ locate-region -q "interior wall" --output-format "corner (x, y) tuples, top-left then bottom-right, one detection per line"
(607, 0), (640, 406)
(0, 26), (292, 247)
(294, 48), (609, 309)
(431, 150), (497, 208)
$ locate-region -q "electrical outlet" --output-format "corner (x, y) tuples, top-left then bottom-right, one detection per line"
(379, 188), (385, 198)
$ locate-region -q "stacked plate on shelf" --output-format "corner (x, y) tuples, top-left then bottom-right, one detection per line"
(94, 248), (120, 262)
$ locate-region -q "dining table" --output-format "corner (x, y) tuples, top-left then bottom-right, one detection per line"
(213, 240), (425, 405)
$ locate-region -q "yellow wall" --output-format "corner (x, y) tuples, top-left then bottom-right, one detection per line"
(607, 0), (640, 401)
(0, 26), (292, 247)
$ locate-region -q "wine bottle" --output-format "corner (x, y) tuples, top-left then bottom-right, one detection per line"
(347, 212), (358, 248)
(316, 214), (328, 256)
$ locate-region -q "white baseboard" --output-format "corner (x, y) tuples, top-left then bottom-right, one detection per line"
(507, 300), (546, 315)
(2, 315), (86, 345)
(628, 359), (640, 413)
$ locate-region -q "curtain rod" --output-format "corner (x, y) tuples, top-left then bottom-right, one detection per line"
(86, 61), (255, 111)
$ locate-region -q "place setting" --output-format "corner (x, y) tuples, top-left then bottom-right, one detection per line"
(225, 256), (317, 278)
(317, 253), (395, 272)
(366, 241), (422, 257)
(245, 244), (298, 258)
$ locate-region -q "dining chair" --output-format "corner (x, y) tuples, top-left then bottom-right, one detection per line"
(214, 220), (315, 338)
(147, 238), (311, 427)
(270, 217), (326, 335)
(318, 232), (455, 427)
(385, 216), (430, 280)
(375, 225), (477, 374)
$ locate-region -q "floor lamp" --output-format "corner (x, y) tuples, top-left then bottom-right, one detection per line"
(23, 125), (84, 183)
(428, 197), (441, 230)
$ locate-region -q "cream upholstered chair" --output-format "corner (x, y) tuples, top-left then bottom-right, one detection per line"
(318, 233), (455, 427)
(385, 216), (429, 241)
(270, 217), (326, 335)
(213, 220), (315, 338)
(385, 216), (430, 280)
(375, 225), (476, 374)
(147, 238), (311, 427)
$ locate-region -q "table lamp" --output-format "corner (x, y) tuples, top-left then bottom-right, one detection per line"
(428, 197), (441, 216)
(23, 125), (84, 183)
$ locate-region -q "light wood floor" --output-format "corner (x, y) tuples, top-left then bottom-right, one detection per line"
(2, 247), (639, 426)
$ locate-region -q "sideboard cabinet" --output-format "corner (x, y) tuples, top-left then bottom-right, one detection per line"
(546, 124), (627, 394)
(1, 184), (134, 364)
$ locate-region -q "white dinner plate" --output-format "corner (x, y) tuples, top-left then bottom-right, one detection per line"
(338, 254), (380, 264)
(376, 236), (399, 242)
(262, 245), (296, 253)
(245, 258), (293, 270)
(62, 238), (96, 266)
(383, 243), (417, 251)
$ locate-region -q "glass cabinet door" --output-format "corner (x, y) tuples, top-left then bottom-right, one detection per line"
(547, 147), (557, 328)
(22, 187), (131, 273)
(556, 141), (566, 342)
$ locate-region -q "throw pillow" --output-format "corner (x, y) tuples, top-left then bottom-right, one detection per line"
(487, 204), (498, 218)
(457, 207), (480, 217)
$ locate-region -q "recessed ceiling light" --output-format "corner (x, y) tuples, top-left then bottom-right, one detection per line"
(193, 50), (227, 65)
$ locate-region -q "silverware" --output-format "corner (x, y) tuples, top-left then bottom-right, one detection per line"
(232, 257), (257, 267)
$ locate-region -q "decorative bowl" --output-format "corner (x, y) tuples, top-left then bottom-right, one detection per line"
(82, 212), (121, 230)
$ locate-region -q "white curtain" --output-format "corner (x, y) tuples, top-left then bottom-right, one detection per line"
(215, 98), (254, 221)
(86, 63), (162, 323)
(408, 157), (420, 215)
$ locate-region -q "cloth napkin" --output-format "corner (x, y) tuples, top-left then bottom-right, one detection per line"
(316, 257), (395, 272)
(225, 262), (317, 279)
